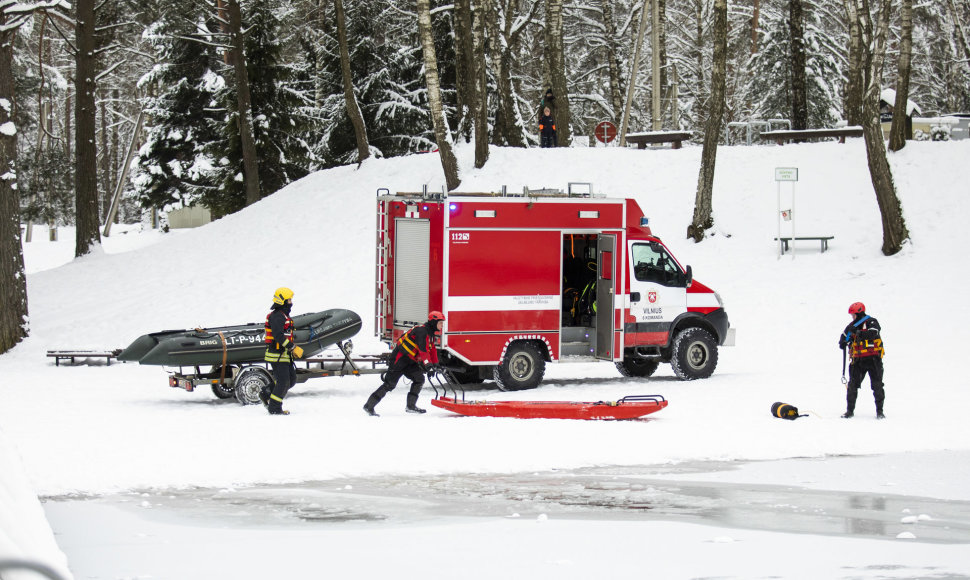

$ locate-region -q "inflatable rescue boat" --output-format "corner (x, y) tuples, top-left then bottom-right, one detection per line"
(118, 309), (362, 366)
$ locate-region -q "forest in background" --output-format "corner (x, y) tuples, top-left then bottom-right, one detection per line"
(5, 0), (969, 226)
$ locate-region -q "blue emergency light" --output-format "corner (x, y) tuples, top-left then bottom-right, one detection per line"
(641, 217), (650, 226)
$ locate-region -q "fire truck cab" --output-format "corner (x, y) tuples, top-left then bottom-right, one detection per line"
(375, 187), (735, 391)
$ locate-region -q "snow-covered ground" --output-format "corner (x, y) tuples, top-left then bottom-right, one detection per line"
(3, 139), (970, 579)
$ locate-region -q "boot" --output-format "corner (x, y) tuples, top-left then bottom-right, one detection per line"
(406, 393), (426, 414)
(267, 395), (288, 415)
(841, 411), (854, 419)
(876, 410), (886, 419)
(363, 387), (388, 417)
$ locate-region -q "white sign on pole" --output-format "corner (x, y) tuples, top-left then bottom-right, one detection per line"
(775, 167), (799, 182)
(775, 168), (798, 259)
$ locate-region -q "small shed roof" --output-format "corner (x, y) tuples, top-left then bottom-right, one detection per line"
(880, 88), (922, 116)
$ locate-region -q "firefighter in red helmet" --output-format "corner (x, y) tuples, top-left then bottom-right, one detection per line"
(838, 302), (885, 419)
(363, 311), (445, 416)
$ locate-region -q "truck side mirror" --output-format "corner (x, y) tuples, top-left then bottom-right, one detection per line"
(630, 292), (641, 303)
(684, 265), (693, 288)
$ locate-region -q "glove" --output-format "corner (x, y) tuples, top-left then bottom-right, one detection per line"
(291, 346), (304, 359)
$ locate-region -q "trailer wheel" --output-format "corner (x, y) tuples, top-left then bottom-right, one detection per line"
(210, 366), (236, 399)
(615, 358), (660, 378)
(494, 343), (545, 391)
(670, 328), (718, 380)
(234, 366), (274, 405)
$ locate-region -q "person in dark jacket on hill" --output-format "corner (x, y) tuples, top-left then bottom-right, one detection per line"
(539, 106), (558, 148)
(539, 88), (555, 116)
(839, 302), (885, 419)
(363, 311), (445, 416)
(261, 287), (303, 415)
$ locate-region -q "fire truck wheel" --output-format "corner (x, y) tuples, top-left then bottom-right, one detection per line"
(494, 343), (546, 391)
(615, 358), (660, 378)
(670, 328), (718, 380)
(234, 366), (274, 405)
(209, 365), (237, 399)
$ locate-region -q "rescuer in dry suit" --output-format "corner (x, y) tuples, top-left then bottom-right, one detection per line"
(839, 302), (885, 419)
(261, 287), (303, 415)
(363, 311), (444, 416)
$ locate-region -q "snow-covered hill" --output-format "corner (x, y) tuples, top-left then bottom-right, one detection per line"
(3, 140), (970, 578)
(6, 140), (970, 492)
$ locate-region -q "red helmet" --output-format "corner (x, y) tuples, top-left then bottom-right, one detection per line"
(428, 311), (446, 321)
(848, 302), (865, 315)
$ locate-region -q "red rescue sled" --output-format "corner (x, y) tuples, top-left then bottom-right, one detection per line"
(430, 394), (667, 420)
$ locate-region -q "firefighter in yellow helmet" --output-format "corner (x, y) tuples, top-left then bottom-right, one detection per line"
(363, 311), (444, 416)
(261, 287), (303, 415)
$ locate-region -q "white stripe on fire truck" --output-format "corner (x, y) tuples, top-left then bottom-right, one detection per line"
(686, 293), (720, 308)
(447, 295), (560, 311)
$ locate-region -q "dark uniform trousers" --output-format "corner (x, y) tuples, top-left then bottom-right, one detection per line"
(368, 351), (426, 408)
(269, 362), (296, 412)
(846, 357), (884, 414)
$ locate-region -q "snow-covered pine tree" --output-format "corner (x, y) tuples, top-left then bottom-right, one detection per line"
(318, 0), (434, 162)
(206, 0), (318, 215)
(746, 0), (841, 129)
(131, 0), (223, 214)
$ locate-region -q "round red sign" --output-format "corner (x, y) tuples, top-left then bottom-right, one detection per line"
(595, 121), (618, 143)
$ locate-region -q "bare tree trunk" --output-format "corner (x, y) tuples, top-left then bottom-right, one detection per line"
(688, 0), (727, 242)
(110, 88), (119, 217)
(751, 0), (760, 53)
(487, 0), (531, 148)
(454, 0), (473, 141)
(658, 0), (668, 124)
(620, 0), (649, 146)
(888, 0), (912, 151)
(602, 0), (624, 118)
(0, 23), (29, 353)
(843, 0), (864, 125)
(417, 0), (461, 190)
(789, 0), (808, 131)
(99, 94), (110, 220)
(75, 0), (102, 257)
(335, 0), (370, 163)
(948, 0), (970, 66)
(545, 0), (572, 146)
(227, 0), (262, 205)
(472, 0), (489, 167)
(858, 0), (909, 255)
(691, 0), (707, 130)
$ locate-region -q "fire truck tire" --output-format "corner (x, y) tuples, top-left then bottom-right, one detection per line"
(670, 328), (718, 380)
(494, 343), (545, 391)
(210, 365), (237, 399)
(233, 366), (274, 405)
(615, 358), (660, 378)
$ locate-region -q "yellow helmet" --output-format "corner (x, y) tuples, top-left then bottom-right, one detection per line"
(272, 287), (294, 305)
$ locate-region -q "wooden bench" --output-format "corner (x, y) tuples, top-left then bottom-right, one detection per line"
(761, 127), (863, 145)
(625, 131), (693, 149)
(774, 236), (834, 253)
(47, 349), (122, 366)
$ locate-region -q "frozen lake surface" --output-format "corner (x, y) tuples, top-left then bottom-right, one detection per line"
(43, 455), (970, 579)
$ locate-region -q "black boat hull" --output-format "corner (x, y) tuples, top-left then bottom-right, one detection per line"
(118, 309), (362, 366)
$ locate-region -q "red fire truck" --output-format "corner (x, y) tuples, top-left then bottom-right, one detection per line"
(375, 187), (735, 391)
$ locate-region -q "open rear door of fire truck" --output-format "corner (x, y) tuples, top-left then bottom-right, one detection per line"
(595, 234), (616, 360)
